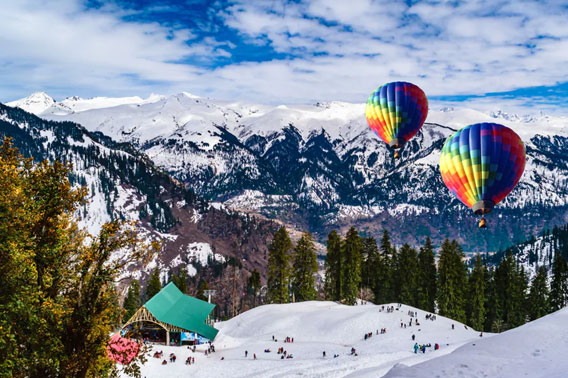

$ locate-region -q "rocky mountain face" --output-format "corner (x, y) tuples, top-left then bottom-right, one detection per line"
(0, 103), (278, 314)
(483, 224), (568, 279)
(9, 93), (568, 252)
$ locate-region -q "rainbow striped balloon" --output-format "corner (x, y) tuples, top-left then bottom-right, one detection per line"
(365, 81), (428, 150)
(439, 123), (525, 215)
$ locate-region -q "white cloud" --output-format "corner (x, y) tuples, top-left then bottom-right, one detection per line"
(0, 0), (213, 98)
(0, 0), (567, 114)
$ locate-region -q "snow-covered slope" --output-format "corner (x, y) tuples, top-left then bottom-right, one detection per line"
(383, 307), (568, 378)
(10, 92), (568, 250)
(0, 103), (277, 310)
(129, 301), (482, 378)
(484, 226), (568, 280)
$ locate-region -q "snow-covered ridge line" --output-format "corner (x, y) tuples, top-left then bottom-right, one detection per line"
(8, 92), (568, 251)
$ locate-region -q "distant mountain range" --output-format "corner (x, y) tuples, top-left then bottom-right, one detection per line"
(7, 92), (568, 253)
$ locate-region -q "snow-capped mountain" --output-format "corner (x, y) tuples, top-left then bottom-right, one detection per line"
(6, 92), (56, 115)
(0, 103), (277, 308)
(8, 92), (568, 251)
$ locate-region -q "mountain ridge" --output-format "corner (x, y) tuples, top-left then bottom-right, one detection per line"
(8, 92), (568, 251)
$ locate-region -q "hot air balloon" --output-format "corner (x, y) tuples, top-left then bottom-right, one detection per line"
(365, 81), (428, 159)
(439, 123), (525, 228)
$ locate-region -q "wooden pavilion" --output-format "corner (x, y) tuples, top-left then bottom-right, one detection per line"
(122, 282), (218, 345)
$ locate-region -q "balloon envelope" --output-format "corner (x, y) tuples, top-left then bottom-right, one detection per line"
(365, 81), (428, 149)
(439, 123), (525, 214)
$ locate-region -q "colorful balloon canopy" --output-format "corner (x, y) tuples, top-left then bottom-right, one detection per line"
(439, 123), (525, 216)
(365, 81), (428, 152)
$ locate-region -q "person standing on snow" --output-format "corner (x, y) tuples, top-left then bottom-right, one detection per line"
(414, 343), (418, 353)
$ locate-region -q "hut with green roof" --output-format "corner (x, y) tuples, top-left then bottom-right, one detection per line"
(122, 282), (218, 345)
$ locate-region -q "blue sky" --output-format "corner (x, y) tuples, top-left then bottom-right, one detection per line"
(1, 0), (568, 114)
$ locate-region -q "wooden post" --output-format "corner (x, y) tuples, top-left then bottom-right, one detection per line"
(166, 330), (170, 346)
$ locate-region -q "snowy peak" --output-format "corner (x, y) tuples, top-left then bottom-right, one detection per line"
(6, 92), (166, 116)
(7, 92), (55, 115)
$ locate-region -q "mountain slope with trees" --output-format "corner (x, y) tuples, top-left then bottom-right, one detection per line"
(0, 103), (278, 317)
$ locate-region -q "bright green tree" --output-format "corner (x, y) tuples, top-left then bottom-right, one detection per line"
(291, 233), (318, 301)
(267, 227), (293, 303)
(0, 138), (153, 378)
(324, 230), (342, 301)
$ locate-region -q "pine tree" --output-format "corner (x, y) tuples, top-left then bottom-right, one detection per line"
(508, 265), (528, 328)
(123, 279), (141, 321)
(390, 245), (400, 302)
(494, 253), (528, 329)
(378, 230), (394, 302)
(324, 230), (342, 301)
(396, 244), (419, 307)
(291, 233), (318, 302)
(437, 239), (467, 322)
(528, 266), (550, 320)
(145, 268), (162, 301)
(361, 237), (388, 304)
(484, 267), (502, 332)
(170, 269), (188, 293)
(267, 227), (293, 303)
(247, 269), (261, 307)
(417, 237), (437, 312)
(467, 254), (486, 330)
(361, 237), (378, 292)
(196, 279), (209, 301)
(550, 254), (568, 311)
(342, 227), (362, 305)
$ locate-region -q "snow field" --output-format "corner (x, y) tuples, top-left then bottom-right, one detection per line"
(384, 307), (568, 378)
(128, 301), (482, 378)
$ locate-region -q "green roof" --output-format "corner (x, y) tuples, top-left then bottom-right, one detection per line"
(144, 282), (218, 340)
